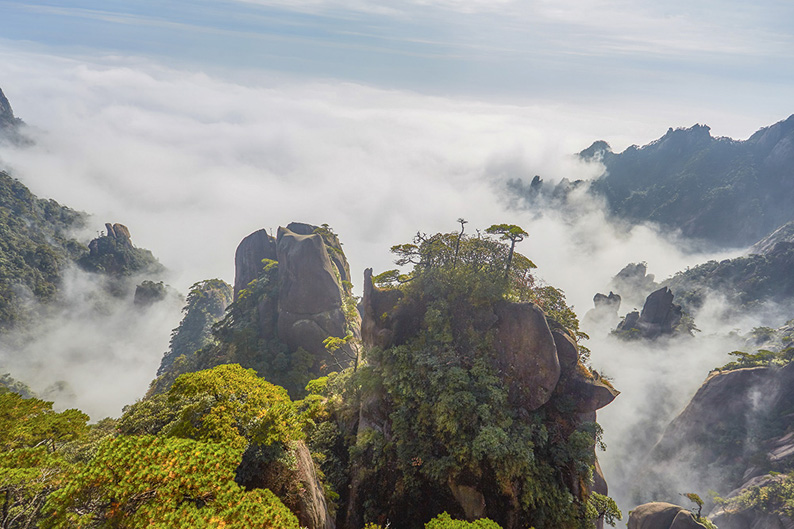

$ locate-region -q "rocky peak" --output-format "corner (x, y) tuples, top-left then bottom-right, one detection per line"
(748, 221), (794, 256)
(229, 222), (360, 381)
(579, 140), (613, 161)
(614, 287), (688, 340)
(0, 86), (30, 145)
(0, 87), (17, 128)
(233, 229), (277, 299)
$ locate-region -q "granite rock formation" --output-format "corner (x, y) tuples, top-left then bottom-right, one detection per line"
(628, 502), (707, 529)
(80, 222), (163, 278)
(233, 229), (277, 299)
(615, 287), (688, 340)
(344, 268), (619, 528)
(231, 222), (360, 376)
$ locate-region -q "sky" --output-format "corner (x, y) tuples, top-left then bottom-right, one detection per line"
(1, 0), (793, 510)
(2, 0), (793, 131)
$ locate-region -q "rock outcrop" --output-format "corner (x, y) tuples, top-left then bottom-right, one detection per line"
(80, 222), (163, 278)
(233, 229), (277, 299)
(0, 86), (29, 144)
(628, 502), (707, 529)
(491, 300), (561, 410)
(750, 221), (794, 256)
(276, 225), (353, 365)
(235, 441), (335, 529)
(346, 269), (618, 528)
(615, 287), (688, 339)
(584, 291), (622, 327)
(633, 361), (794, 513)
(230, 223), (359, 377)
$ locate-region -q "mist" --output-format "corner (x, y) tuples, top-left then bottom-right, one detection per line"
(0, 266), (183, 419)
(1, 46), (792, 517)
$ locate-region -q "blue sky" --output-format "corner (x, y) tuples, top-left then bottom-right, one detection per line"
(3, 0), (794, 125)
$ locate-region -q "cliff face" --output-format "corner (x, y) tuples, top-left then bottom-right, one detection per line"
(234, 222), (359, 375)
(635, 355), (794, 527)
(233, 229), (276, 299)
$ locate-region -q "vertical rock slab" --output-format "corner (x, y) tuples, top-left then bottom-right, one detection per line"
(492, 301), (561, 410)
(233, 229), (277, 299)
(276, 226), (352, 369)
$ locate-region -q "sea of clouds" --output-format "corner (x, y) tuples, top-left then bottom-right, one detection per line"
(1, 44), (790, 514)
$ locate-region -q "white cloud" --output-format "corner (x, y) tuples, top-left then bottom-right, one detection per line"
(0, 48), (790, 513)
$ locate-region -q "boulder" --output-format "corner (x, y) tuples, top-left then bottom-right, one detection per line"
(628, 502), (706, 529)
(492, 301), (560, 410)
(233, 229), (277, 299)
(277, 226), (343, 314)
(447, 477), (486, 521)
(566, 375), (619, 414)
(553, 329), (579, 370)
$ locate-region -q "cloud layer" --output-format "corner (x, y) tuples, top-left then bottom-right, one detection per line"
(0, 48), (791, 514)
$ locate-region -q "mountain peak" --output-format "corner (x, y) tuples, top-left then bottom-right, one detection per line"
(0, 87), (21, 128)
(578, 140), (612, 161)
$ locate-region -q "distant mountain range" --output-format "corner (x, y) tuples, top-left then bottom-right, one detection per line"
(582, 115), (794, 248)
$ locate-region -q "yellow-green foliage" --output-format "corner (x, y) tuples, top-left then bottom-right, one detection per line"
(425, 512), (503, 529)
(122, 364), (304, 450)
(41, 435), (299, 528)
(719, 472), (794, 521)
(0, 391), (89, 528)
(167, 364), (303, 449)
(0, 392), (88, 453)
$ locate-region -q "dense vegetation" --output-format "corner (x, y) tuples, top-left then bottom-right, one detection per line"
(2, 214), (618, 528)
(154, 279), (233, 382)
(149, 259), (312, 396)
(317, 225), (614, 528)
(0, 365), (303, 528)
(0, 171), (86, 330)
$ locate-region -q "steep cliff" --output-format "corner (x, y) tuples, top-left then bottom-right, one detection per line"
(632, 321), (794, 527)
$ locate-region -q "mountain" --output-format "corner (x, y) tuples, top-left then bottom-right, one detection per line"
(145, 222), (620, 529)
(0, 86), (30, 145)
(0, 170), (88, 330)
(582, 115), (794, 247)
(0, 171), (167, 330)
(663, 241), (794, 313)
